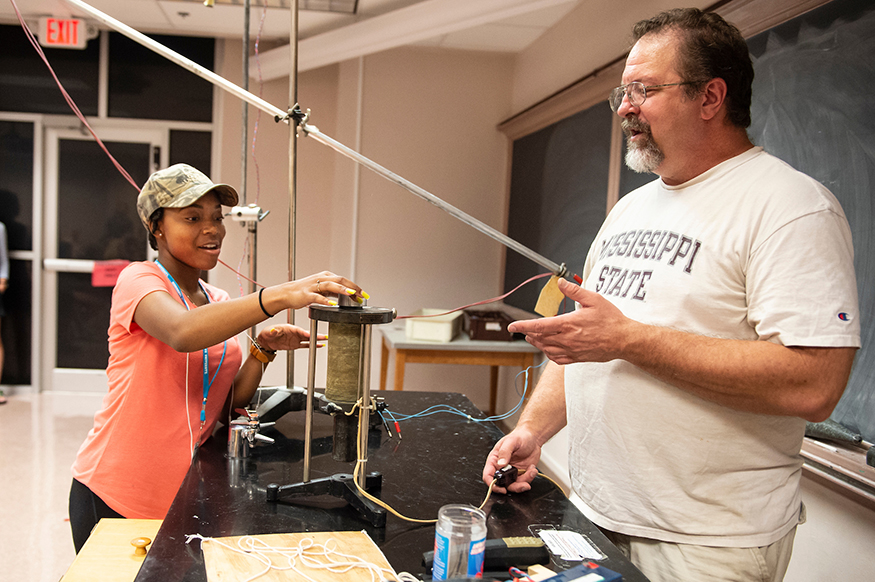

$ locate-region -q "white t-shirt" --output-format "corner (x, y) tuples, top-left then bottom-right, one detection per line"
(566, 147), (860, 547)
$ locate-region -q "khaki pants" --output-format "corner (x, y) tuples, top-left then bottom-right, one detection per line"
(602, 525), (798, 582)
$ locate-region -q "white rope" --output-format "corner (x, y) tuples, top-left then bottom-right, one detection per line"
(185, 533), (403, 582)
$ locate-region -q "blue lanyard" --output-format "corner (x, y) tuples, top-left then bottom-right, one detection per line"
(155, 261), (227, 423)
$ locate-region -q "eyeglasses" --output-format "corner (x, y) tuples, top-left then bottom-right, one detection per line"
(608, 81), (695, 112)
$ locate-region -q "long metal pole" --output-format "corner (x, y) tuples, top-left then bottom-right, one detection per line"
(304, 317), (318, 482)
(302, 125), (567, 277)
(64, 0), (567, 280)
(65, 0), (287, 119)
(242, 0), (259, 343)
(287, 0), (299, 388)
(241, 0), (250, 203)
(356, 324), (373, 488)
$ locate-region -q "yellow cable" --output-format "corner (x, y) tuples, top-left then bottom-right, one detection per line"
(351, 398), (497, 523)
(537, 471), (567, 497)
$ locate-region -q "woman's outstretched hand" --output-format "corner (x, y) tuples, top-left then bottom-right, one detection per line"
(256, 325), (325, 351)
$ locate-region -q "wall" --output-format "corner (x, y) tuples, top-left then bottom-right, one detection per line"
(353, 46), (514, 413)
(510, 0), (713, 114)
(213, 40), (516, 413)
(787, 477), (875, 581)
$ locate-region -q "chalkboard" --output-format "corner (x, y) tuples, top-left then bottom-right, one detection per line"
(504, 102), (614, 314)
(747, 0), (875, 443)
(504, 0), (875, 441)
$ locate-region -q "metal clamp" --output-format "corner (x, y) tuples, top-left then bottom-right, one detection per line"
(228, 408), (275, 458)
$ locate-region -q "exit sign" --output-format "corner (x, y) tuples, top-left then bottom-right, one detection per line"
(38, 17), (88, 49)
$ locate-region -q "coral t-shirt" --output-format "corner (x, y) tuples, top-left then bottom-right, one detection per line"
(72, 261), (242, 518)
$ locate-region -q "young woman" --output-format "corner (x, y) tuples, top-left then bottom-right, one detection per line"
(68, 164), (367, 551)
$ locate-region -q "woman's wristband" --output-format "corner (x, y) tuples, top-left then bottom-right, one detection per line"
(250, 339), (277, 364)
(258, 287), (274, 318)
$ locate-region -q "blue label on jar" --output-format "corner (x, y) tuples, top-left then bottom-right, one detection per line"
(467, 537), (486, 577)
(433, 531), (450, 581)
(432, 533), (486, 580)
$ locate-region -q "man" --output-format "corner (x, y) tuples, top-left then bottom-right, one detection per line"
(482, 9), (859, 582)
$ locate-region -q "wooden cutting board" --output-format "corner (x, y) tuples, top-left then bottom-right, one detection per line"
(200, 530), (398, 582)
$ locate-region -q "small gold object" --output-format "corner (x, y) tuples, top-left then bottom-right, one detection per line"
(131, 536), (152, 557)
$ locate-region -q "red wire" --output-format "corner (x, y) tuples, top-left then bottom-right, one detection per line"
(395, 272), (553, 319)
(11, 0), (570, 315)
(221, 260), (557, 318)
(219, 258), (262, 288)
(10, 0), (141, 193)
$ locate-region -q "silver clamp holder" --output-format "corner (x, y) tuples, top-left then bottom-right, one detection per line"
(228, 408), (275, 458)
(228, 204), (270, 224)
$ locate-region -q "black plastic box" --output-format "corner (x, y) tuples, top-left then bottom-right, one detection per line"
(463, 310), (515, 341)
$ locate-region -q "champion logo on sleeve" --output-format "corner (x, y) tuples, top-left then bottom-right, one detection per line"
(838, 312), (853, 322)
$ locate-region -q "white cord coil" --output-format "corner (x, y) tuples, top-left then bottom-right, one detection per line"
(186, 532), (415, 582)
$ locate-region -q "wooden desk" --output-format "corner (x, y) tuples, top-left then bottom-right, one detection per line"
(379, 325), (541, 415)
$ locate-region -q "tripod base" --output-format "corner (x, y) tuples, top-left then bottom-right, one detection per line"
(266, 472), (387, 528)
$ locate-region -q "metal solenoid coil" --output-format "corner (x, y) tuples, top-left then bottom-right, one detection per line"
(307, 299), (395, 464)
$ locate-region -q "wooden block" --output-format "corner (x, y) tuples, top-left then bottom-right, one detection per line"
(62, 518), (163, 582)
(528, 563), (558, 580)
(200, 530), (397, 582)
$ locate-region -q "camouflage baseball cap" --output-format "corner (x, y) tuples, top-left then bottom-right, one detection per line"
(137, 163), (239, 228)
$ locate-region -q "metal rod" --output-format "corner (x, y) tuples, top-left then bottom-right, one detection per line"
(303, 316), (318, 482)
(242, 0), (259, 343)
(286, 0), (300, 388)
(241, 0), (250, 204)
(63, 0), (566, 279)
(65, 0), (288, 120)
(356, 323), (373, 488)
(302, 125), (566, 277)
(249, 221), (258, 335)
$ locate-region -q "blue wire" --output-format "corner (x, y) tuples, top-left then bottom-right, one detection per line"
(385, 359), (548, 424)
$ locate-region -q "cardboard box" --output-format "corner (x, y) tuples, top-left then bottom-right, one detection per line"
(405, 309), (463, 342)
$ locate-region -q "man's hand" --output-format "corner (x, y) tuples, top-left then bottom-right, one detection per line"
(482, 428), (542, 494)
(508, 278), (634, 366)
(511, 279), (856, 421)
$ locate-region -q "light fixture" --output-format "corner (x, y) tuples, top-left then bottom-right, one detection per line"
(187, 0), (357, 14)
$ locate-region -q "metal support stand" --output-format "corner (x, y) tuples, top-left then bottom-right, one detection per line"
(266, 301), (395, 527)
(266, 472), (387, 528)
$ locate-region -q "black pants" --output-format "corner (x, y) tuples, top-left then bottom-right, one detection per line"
(68, 478), (124, 553)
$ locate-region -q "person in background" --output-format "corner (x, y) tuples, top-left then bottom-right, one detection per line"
(69, 164), (369, 552)
(482, 9), (859, 582)
(0, 220), (8, 404)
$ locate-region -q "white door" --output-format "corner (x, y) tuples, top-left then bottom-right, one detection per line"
(42, 126), (166, 391)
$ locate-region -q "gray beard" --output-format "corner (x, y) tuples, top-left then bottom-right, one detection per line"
(625, 133), (664, 173)
(622, 116), (664, 173)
